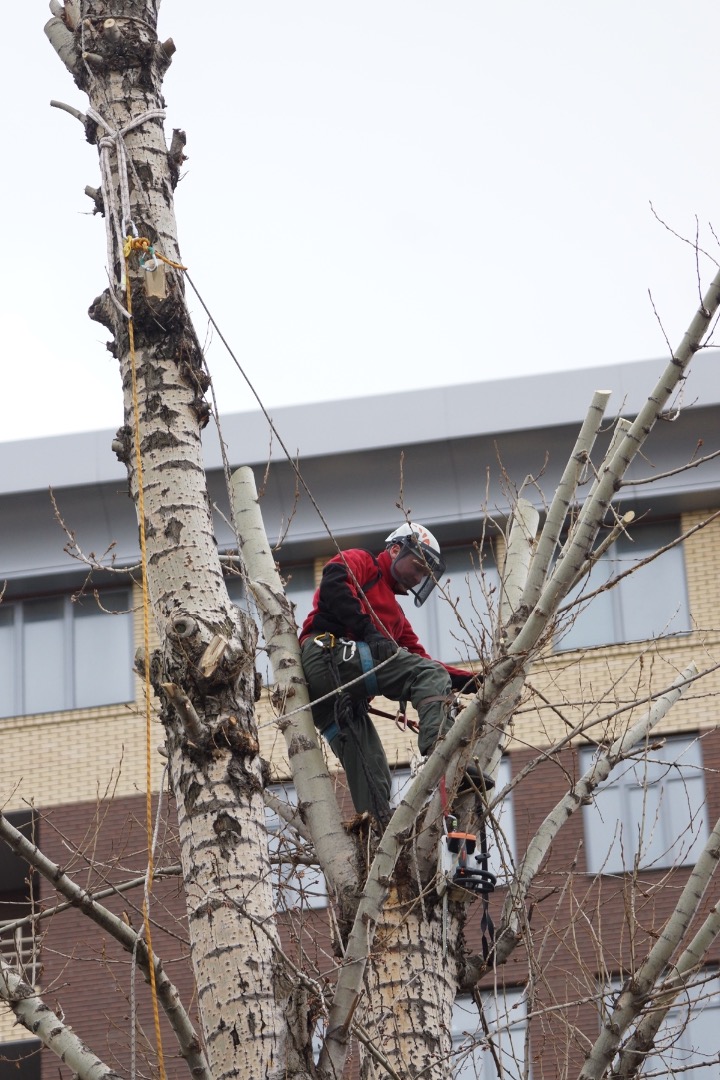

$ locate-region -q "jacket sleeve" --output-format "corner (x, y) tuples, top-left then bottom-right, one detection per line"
(315, 552), (380, 642)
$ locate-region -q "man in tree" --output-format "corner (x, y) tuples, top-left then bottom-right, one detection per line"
(299, 522), (484, 821)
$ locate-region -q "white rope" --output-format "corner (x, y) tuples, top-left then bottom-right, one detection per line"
(86, 105), (166, 314)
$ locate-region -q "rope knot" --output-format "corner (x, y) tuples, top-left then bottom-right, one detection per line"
(85, 104), (168, 316)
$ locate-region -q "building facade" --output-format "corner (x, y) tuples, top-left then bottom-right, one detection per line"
(1, 356), (720, 1078)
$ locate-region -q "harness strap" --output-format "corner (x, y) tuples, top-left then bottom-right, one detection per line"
(416, 693), (454, 710)
(356, 640), (380, 696)
(322, 720), (340, 743)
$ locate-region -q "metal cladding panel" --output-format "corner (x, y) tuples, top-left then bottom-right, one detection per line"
(0, 483), (137, 588)
(210, 404), (720, 557)
(1, 365), (719, 583)
(2, 355), (719, 497)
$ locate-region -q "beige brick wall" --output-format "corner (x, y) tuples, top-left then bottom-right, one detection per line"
(3, 511), (719, 810)
(507, 507), (720, 751)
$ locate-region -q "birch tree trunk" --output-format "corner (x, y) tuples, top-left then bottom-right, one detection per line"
(46, 4), (301, 1078)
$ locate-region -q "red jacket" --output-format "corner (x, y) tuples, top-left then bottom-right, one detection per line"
(299, 548), (473, 685)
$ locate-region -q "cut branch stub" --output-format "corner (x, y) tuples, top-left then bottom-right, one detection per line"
(170, 614), (198, 640)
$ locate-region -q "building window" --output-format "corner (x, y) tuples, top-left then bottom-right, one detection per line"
(452, 987), (528, 1079)
(601, 971), (720, 1080)
(0, 589), (134, 719)
(398, 544), (500, 664)
(265, 784), (327, 910)
(0, 1041), (41, 1080)
(486, 757), (516, 886)
(0, 812), (39, 981)
(644, 972), (720, 1080)
(581, 736), (708, 875)
(556, 521), (690, 651)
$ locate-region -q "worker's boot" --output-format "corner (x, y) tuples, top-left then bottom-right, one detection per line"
(457, 763), (495, 797)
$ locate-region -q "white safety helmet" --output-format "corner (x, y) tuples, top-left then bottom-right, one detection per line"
(384, 522), (446, 606)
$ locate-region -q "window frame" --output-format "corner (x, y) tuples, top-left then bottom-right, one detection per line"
(0, 588), (134, 719)
(452, 986), (528, 1079)
(581, 734), (708, 875)
(555, 519), (691, 653)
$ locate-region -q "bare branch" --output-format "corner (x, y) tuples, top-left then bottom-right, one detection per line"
(581, 806), (720, 1080)
(622, 445), (720, 487)
(491, 663), (697, 970)
(0, 959), (123, 1080)
(50, 98), (87, 124)
(230, 465), (359, 902)
(0, 813), (209, 1080)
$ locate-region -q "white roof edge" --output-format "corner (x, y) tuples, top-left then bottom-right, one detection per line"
(3, 354), (719, 496)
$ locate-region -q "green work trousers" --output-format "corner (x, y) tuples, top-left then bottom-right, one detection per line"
(300, 637), (453, 818)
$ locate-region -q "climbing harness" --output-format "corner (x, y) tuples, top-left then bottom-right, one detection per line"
(314, 635), (392, 826)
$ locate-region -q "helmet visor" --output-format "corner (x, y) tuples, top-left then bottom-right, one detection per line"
(391, 541), (446, 607)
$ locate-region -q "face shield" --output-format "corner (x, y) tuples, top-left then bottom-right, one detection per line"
(389, 538), (446, 607)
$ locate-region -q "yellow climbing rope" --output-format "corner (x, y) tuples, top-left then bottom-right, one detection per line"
(124, 234), (187, 271)
(124, 238), (168, 1080)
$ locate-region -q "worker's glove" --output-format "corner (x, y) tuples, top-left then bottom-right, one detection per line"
(450, 671), (483, 693)
(365, 630), (398, 664)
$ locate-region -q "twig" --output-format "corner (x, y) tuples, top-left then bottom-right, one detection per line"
(50, 98), (87, 124)
(0, 813), (209, 1080)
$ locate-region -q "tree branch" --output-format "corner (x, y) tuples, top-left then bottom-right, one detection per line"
(521, 389), (611, 611)
(0, 959), (123, 1080)
(489, 663), (697, 971)
(617, 902), (720, 1079)
(230, 465), (359, 904)
(0, 813), (209, 1080)
(580, 809), (720, 1079)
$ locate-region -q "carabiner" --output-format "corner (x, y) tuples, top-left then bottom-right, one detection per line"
(341, 638), (357, 662)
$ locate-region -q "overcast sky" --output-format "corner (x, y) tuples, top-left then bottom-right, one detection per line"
(3, 2), (720, 444)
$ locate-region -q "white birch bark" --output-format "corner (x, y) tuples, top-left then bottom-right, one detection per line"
(358, 890), (459, 1080)
(498, 497), (539, 642)
(47, 5), (295, 1077)
(229, 466), (360, 907)
(521, 390), (610, 611)
(0, 959), (123, 1080)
